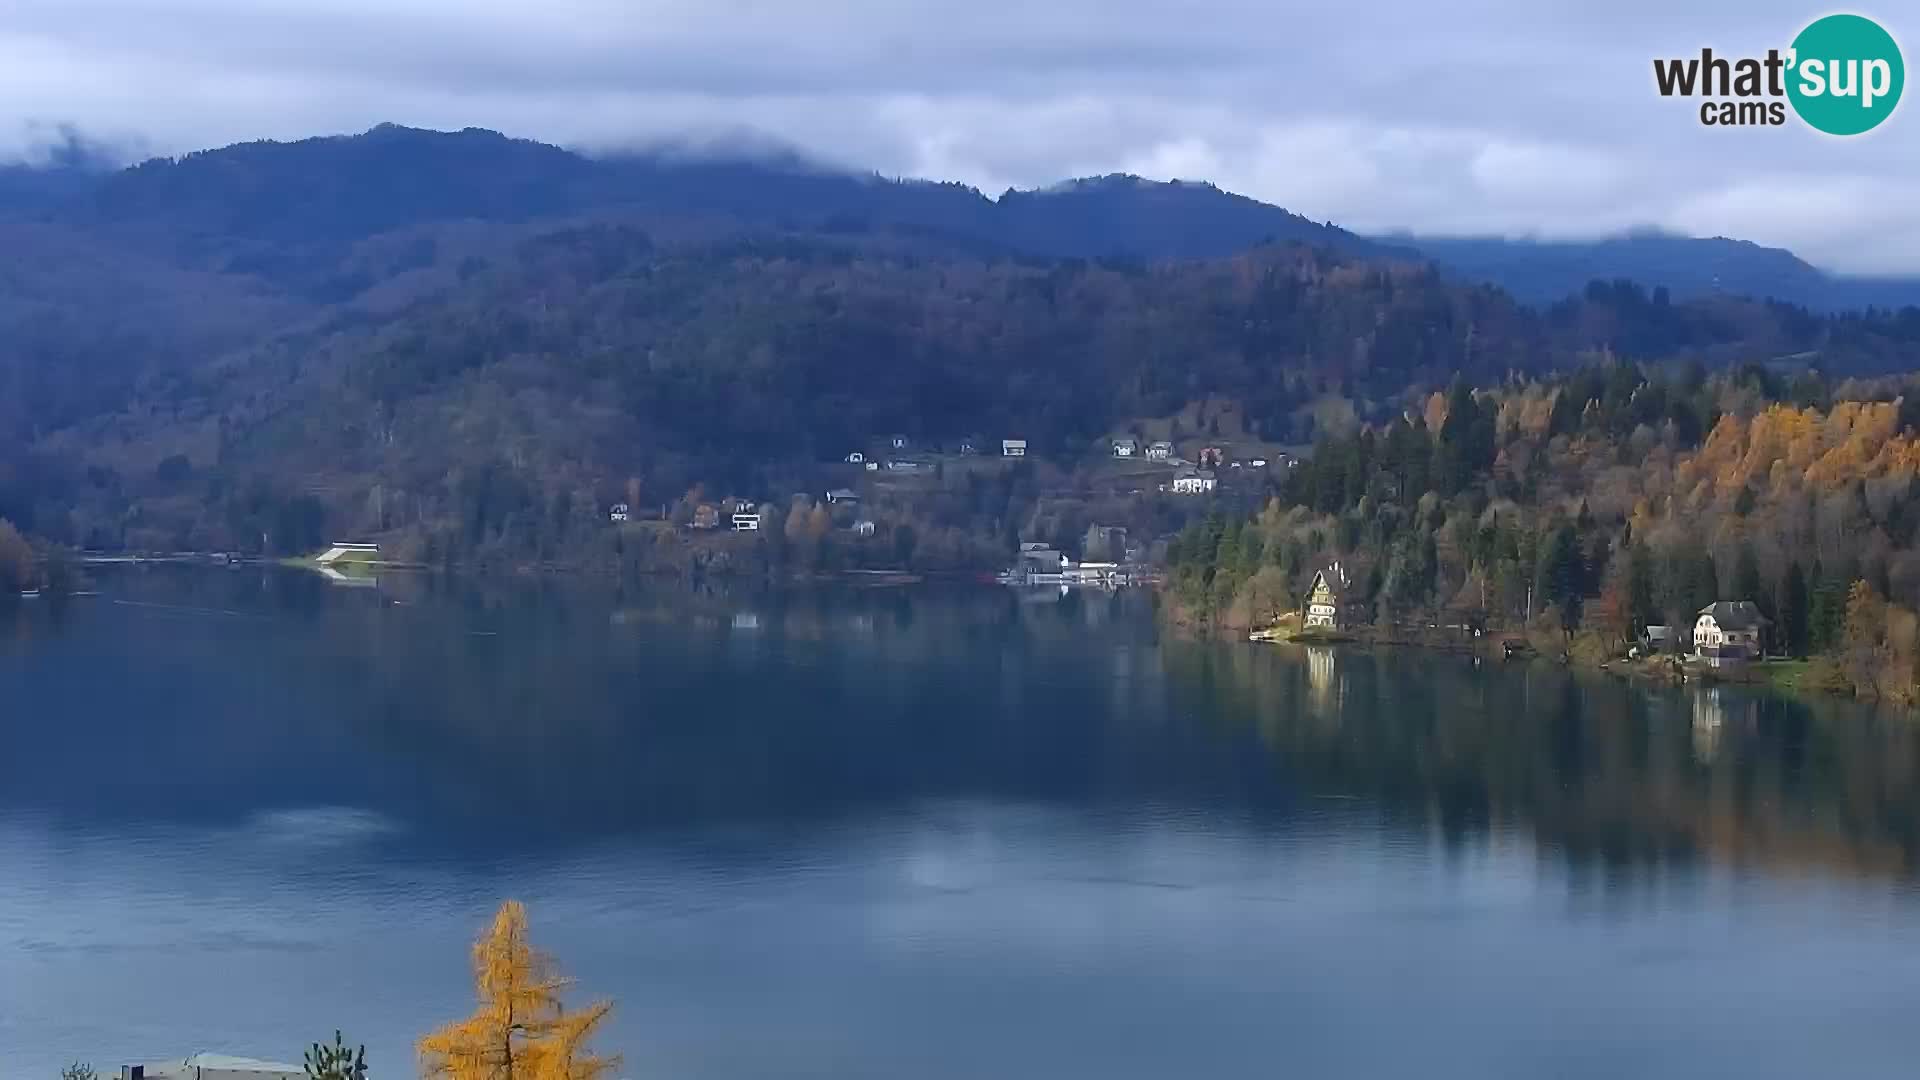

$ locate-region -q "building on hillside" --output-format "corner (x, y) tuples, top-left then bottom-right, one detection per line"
(890, 434), (911, 451)
(886, 458), (927, 473)
(121, 1056), (303, 1080)
(1002, 439), (1028, 457)
(958, 437), (980, 455)
(826, 488), (860, 504)
(1197, 446), (1225, 469)
(608, 502), (630, 523)
(691, 503), (720, 530)
(731, 504), (763, 532)
(1171, 469), (1216, 494)
(852, 519), (877, 536)
(1694, 601), (1768, 665)
(1113, 437), (1139, 458)
(1012, 545), (1068, 582)
(1304, 563), (1355, 630)
(1637, 624), (1676, 655)
(1146, 441), (1174, 460)
(845, 451), (865, 464)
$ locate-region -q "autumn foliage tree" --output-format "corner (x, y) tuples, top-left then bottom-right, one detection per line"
(420, 901), (617, 1080)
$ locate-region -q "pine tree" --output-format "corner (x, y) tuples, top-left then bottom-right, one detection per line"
(420, 901), (618, 1080)
(1733, 543), (1766, 647)
(304, 1033), (366, 1080)
(1626, 542), (1656, 629)
(1782, 561), (1810, 657)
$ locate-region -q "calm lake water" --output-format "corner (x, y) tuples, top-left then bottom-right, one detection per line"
(7, 568), (1920, 1079)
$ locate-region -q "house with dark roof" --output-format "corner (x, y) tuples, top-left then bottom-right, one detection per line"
(1694, 601), (1768, 664)
(1304, 563), (1360, 630)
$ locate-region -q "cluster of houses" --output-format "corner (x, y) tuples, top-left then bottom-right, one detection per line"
(1112, 438), (1175, 460)
(611, 490), (880, 537)
(833, 433), (1290, 479)
(1113, 437), (1289, 469)
(844, 435), (1026, 470)
(1001, 538), (1142, 588)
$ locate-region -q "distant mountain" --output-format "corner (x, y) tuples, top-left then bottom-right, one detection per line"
(0, 129), (124, 220)
(7, 124), (1920, 566)
(992, 174), (1398, 262)
(9, 125), (1391, 279)
(1393, 231), (1920, 313)
(5, 124), (1910, 310)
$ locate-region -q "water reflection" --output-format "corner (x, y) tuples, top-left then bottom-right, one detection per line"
(10, 571), (1920, 1078)
(1166, 640), (1920, 884)
(7, 570), (1920, 888)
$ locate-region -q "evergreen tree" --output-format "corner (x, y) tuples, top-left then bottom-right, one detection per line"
(1626, 542), (1656, 628)
(1533, 522), (1584, 625)
(1808, 559), (1831, 652)
(304, 1033), (367, 1080)
(1781, 561), (1810, 657)
(1733, 543), (1764, 610)
(1686, 551), (1719, 615)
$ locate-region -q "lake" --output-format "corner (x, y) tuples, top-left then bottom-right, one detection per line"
(6, 568), (1920, 1079)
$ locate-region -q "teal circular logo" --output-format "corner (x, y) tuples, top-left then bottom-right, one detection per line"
(1787, 14), (1904, 135)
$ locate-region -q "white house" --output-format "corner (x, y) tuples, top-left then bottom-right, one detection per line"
(1304, 563), (1355, 629)
(122, 1055), (304, 1080)
(1694, 601), (1768, 663)
(1113, 437), (1139, 458)
(608, 502), (630, 523)
(851, 519), (877, 536)
(891, 434), (911, 451)
(1146, 441), (1174, 460)
(732, 505), (762, 531)
(1171, 469), (1216, 494)
(826, 488), (860, 504)
(1002, 439), (1028, 457)
(845, 451), (865, 464)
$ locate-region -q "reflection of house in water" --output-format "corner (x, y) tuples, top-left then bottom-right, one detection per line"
(1690, 686), (1759, 763)
(1304, 646), (1340, 713)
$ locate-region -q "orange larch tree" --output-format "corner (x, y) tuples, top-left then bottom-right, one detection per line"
(419, 901), (618, 1080)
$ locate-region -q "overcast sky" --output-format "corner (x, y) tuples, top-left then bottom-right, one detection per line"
(2, 0), (1914, 273)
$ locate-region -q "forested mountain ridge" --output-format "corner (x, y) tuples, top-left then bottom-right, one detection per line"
(1401, 232), (1920, 312)
(3, 124), (1920, 574)
(4, 124), (1914, 306)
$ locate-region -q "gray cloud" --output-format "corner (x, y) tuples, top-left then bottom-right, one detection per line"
(2, 0), (1915, 272)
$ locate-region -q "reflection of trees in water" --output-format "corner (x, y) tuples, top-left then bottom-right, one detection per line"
(141, 574), (1179, 845)
(1167, 643), (1920, 884)
(25, 571), (1920, 886)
